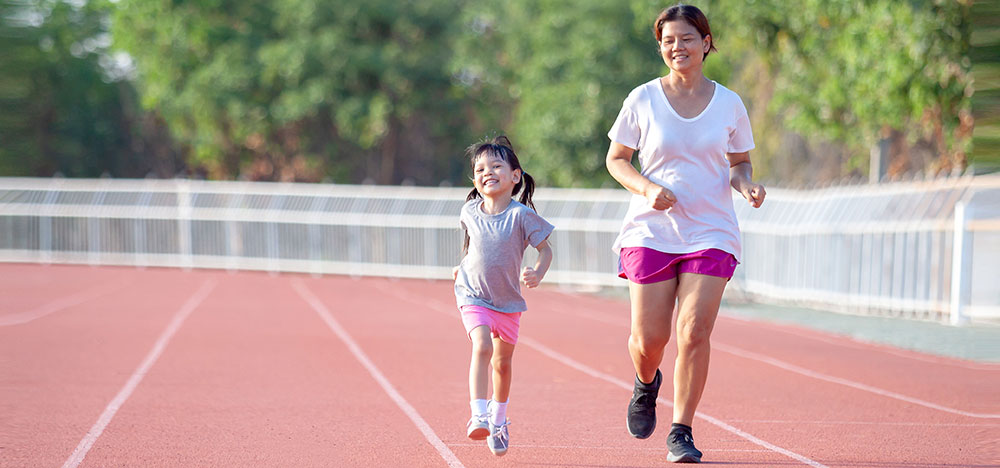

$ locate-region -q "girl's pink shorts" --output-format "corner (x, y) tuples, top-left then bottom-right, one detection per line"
(460, 305), (522, 345)
(618, 247), (738, 284)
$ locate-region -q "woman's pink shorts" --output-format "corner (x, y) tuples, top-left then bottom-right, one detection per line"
(460, 305), (522, 345)
(618, 247), (738, 284)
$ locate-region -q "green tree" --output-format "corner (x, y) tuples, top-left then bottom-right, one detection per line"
(455, 0), (974, 186)
(0, 0), (178, 177)
(113, 0), (478, 183)
(454, 0), (662, 187)
(969, 0), (1000, 173)
(705, 0), (974, 179)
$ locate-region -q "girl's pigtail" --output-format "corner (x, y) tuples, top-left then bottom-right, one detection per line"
(518, 171), (536, 212)
(466, 186), (481, 203)
(493, 135), (514, 149)
(463, 187), (480, 254)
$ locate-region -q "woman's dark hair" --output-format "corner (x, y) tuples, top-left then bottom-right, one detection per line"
(462, 135), (536, 253)
(653, 4), (717, 59)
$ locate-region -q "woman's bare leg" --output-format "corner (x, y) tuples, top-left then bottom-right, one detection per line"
(627, 278), (679, 383)
(671, 272), (727, 426)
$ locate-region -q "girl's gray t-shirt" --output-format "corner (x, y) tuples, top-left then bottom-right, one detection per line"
(454, 198), (554, 313)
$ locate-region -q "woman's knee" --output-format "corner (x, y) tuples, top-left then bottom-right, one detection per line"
(629, 330), (669, 355)
(676, 316), (713, 349)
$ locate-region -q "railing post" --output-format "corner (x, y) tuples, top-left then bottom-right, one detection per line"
(88, 189), (106, 266)
(308, 193), (326, 277)
(39, 185), (58, 265)
(177, 179), (192, 271)
(949, 201), (971, 325)
(266, 193), (280, 276)
(135, 189), (152, 269)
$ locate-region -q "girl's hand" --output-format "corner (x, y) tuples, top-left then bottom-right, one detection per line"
(741, 183), (766, 208)
(643, 183), (676, 210)
(452, 265), (460, 280)
(521, 266), (541, 288)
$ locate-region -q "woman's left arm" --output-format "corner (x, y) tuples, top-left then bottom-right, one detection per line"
(726, 152), (766, 208)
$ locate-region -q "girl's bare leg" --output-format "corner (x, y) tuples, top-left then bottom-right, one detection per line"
(490, 335), (516, 403)
(469, 326), (493, 401)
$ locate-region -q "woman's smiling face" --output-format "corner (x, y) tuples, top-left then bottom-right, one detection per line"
(659, 20), (710, 72)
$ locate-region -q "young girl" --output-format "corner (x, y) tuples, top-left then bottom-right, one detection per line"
(452, 135), (554, 457)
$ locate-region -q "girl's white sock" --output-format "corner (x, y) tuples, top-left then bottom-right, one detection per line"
(471, 399), (489, 417)
(488, 399), (508, 425)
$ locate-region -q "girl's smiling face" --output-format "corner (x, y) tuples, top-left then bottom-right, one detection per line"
(473, 153), (521, 198)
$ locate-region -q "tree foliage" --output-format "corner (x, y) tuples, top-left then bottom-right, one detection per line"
(453, 1), (655, 187)
(0, 0), (179, 177)
(113, 0), (479, 183)
(0, 0), (977, 185)
(705, 0), (974, 177)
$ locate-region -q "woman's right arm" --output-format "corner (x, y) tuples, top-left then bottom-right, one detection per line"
(605, 142), (676, 210)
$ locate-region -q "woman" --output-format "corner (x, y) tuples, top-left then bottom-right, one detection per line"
(605, 4), (765, 464)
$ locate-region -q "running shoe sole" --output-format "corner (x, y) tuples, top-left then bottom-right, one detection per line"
(667, 451), (701, 463)
(467, 418), (489, 440)
(627, 414), (655, 439)
(467, 426), (489, 440)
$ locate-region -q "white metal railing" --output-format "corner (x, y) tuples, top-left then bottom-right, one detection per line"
(1, 175), (997, 323)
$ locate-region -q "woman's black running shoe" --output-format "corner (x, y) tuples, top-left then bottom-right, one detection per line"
(626, 369), (661, 439)
(666, 426), (703, 463)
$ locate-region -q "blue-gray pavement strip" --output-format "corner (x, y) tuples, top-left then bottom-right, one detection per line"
(720, 301), (1000, 364)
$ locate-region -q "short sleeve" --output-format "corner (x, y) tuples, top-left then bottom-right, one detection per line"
(522, 210), (554, 248)
(608, 104), (641, 150)
(727, 96), (755, 153)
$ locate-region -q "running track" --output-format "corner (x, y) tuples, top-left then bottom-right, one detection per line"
(1, 264), (997, 467)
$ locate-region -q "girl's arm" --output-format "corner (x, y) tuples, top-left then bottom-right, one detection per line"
(606, 142), (676, 210)
(521, 239), (552, 288)
(726, 152), (766, 208)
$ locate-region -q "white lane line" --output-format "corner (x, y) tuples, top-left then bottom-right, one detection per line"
(541, 295), (1000, 419)
(724, 419), (1000, 427)
(62, 279), (217, 468)
(1, 279), (133, 326)
(553, 290), (1000, 372)
(719, 312), (1000, 371)
(292, 280), (464, 468)
(519, 336), (829, 468)
(445, 443), (770, 452)
(712, 342), (1000, 419)
(373, 284), (826, 468)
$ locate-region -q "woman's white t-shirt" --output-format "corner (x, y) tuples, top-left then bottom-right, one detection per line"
(607, 78), (754, 260)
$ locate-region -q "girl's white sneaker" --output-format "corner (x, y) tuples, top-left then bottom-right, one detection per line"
(466, 415), (489, 440)
(487, 419), (510, 456)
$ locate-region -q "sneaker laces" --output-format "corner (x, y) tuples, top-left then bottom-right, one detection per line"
(630, 391), (656, 410)
(668, 430), (691, 445)
(668, 430), (701, 457)
(492, 420), (511, 443)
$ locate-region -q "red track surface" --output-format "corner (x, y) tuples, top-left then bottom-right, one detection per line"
(1, 263), (998, 467)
